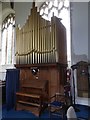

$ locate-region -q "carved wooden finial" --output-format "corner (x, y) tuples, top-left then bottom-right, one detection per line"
(53, 12), (54, 17)
(33, 1), (35, 7)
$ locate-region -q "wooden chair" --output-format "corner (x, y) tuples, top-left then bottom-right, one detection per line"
(48, 93), (68, 119)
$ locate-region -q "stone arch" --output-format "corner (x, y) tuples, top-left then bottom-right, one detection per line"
(2, 8), (15, 21)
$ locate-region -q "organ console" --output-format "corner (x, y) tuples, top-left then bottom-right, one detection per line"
(15, 2), (67, 116)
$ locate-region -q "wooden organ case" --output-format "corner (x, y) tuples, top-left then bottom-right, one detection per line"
(15, 2), (67, 116)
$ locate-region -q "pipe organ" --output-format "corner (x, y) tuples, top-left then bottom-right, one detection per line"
(15, 2), (67, 115)
(15, 3), (67, 65)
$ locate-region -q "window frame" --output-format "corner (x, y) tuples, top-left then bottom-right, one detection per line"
(1, 11), (15, 65)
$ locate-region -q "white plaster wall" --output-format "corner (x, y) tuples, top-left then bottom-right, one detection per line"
(71, 2), (88, 65)
(2, 2), (10, 10)
(15, 2), (32, 28)
(0, 65), (15, 81)
(71, 2), (89, 106)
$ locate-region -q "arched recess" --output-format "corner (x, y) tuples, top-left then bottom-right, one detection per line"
(2, 8), (15, 21)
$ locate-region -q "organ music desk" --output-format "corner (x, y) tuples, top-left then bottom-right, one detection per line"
(15, 79), (48, 116)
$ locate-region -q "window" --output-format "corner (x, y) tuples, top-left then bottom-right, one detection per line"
(40, 0), (71, 67)
(1, 13), (15, 65)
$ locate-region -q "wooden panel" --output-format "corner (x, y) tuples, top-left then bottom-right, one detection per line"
(15, 63), (67, 97)
(15, 78), (48, 116)
(76, 61), (89, 97)
(55, 17), (67, 64)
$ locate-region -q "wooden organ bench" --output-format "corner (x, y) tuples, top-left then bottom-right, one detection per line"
(15, 79), (48, 116)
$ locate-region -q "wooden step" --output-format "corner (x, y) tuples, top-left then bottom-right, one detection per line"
(16, 92), (40, 99)
(18, 100), (40, 107)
